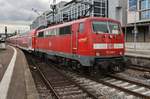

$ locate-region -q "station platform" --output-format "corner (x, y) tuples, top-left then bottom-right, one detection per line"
(125, 43), (150, 66)
(125, 42), (150, 58)
(0, 45), (39, 99)
(125, 48), (150, 58)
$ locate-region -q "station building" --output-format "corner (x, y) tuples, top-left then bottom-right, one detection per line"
(124, 0), (150, 42)
(30, 0), (127, 29)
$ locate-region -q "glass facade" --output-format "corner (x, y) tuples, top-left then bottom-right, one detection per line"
(129, 0), (137, 11)
(31, 0), (108, 29)
(93, 1), (107, 17)
(140, 0), (150, 10)
(47, 0), (108, 24)
(140, 0), (150, 20)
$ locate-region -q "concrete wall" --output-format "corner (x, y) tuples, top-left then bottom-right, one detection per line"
(119, 0), (127, 25)
(109, 0), (119, 19)
(109, 0), (127, 25)
(126, 42), (150, 50)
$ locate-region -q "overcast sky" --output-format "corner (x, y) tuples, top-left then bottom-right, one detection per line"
(0, 0), (71, 24)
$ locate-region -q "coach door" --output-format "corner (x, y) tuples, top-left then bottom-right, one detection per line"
(71, 23), (79, 54)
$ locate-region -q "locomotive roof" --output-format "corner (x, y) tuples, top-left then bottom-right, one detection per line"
(38, 17), (120, 32)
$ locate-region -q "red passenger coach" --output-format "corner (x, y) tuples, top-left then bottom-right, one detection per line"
(17, 29), (37, 51)
(7, 29), (37, 52)
(35, 17), (126, 73)
(7, 35), (19, 46)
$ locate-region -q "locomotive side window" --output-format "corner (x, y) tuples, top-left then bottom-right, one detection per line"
(60, 25), (71, 35)
(56, 28), (59, 35)
(79, 23), (84, 33)
(45, 29), (59, 37)
(45, 30), (52, 37)
(38, 31), (44, 37)
(45, 30), (48, 36)
(52, 29), (57, 35)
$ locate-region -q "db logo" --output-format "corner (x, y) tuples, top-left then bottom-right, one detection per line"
(107, 44), (113, 49)
(49, 42), (52, 47)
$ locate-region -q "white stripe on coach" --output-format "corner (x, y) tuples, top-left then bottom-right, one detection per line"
(0, 46), (17, 99)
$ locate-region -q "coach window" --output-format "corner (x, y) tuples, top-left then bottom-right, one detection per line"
(38, 31), (44, 37)
(79, 23), (84, 33)
(56, 28), (59, 35)
(45, 31), (48, 37)
(60, 25), (71, 35)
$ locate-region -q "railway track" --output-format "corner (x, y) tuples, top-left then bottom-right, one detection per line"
(64, 71), (150, 99)
(107, 74), (150, 89)
(129, 64), (150, 72)
(26, 53), (150, 99)
(29, 57), (97, 99)
(35, 63), (150, 98)
(29, 66), (52, 99)
(102, 74), (150, 98)
(26, 54), (52, 99)
(128, 64), (150, 79)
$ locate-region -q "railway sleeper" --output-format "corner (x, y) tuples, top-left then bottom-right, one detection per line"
(55, 87), (80, 92)
(58, 90), (84, 96)
(61, 93), (89, 99)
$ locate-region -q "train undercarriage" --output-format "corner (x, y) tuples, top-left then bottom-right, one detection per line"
(36, 51), (127, 75)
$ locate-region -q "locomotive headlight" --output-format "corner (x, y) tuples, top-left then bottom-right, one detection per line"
(120, 52), (123, 55)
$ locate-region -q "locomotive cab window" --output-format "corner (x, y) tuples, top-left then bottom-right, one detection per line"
(38, 31), (44, 37)
(60, 25), (71, 35)
(109, 22), (121, 34)
(79, 23), (84, 33)
(92, 21), (109, 34)
(92, 21), (121, 34)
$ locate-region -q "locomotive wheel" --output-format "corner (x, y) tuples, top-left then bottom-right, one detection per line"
(71, 64), (77, 70)
(76, 63), (82, 73)
(109, 63), (124, 73)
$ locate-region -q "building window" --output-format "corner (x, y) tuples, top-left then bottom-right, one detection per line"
(94, 1), (107, 17)
(129, 0), (137, 11)
(140, 0), (150, 10)
(140, 10), (150, 20)
(139, 0), (150, 20)
(94, 8), (100, 14)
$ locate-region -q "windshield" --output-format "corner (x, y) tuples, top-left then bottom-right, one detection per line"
(92, 21), (121, 34)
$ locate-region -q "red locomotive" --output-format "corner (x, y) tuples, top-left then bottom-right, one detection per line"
(7, 17), (126, 73)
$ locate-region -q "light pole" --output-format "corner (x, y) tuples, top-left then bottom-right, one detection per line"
(134, 11), (138, 51)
